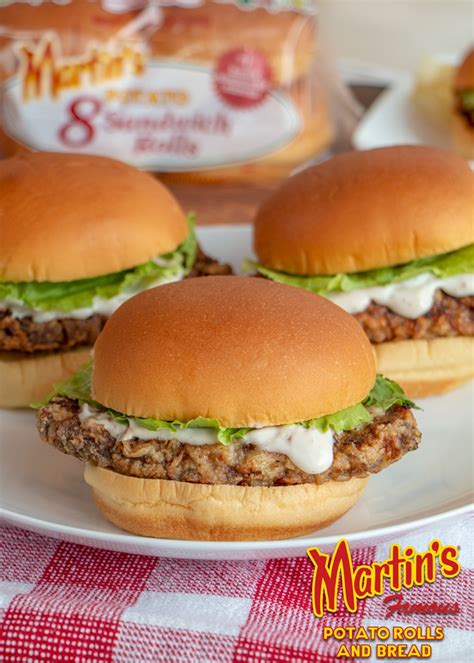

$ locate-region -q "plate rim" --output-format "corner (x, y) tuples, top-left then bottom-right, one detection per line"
(352, 51), (462, 152)
(1, 503), (472, 556)
(352, 77), (413, 150)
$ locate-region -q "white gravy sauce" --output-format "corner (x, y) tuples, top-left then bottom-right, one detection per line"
(79, 405), (334, 475)
(244, 425), (333, 474)
(0, 266), (183, 323)
(327, 273), (474, 319)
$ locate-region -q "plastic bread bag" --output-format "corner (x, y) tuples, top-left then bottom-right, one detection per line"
(0, 0), (359, 185)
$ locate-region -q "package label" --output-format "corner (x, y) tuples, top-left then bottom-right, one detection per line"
(1, 35), (301, 170)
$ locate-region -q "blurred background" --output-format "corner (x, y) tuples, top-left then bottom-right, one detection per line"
(319, 0), (472, 75)
(0, 0), (472, 222)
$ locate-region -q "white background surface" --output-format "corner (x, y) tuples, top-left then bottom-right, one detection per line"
(318, 0), (472, 75)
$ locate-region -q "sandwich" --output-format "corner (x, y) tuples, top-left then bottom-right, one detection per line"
(0, 152), (230, 407)
(36, 276), (420, 541)
(250, 145), (473, 397)
(453, 48), (474, 159)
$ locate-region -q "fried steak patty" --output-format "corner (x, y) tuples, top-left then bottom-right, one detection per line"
(0, 248), (232, 354)
(37, 397), (420, 487)
(188, 247), (232, 279)
(0, 313), (107, 354)
(354, 291), (473, 344)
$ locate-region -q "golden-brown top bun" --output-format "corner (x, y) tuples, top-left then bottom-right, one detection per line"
(149, 1), (316, 86)
(92, 276), (376, 426)
(454, 48), (474, 90)
(0, 152), (188, 282)
(254, 145), (474, 275)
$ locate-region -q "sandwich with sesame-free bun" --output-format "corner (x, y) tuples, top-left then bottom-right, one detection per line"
(36, 276), (420, 541)
(0, 152), (231, 408)
(250, 145), (473, 397)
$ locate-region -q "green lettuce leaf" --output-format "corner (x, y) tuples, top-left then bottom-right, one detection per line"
(125, 415), (250, 445)
(33, 361), (250, 444)
(247, 244), (474, 296)
(459, 90), (474, 111)
(34, 363), (415, 444)
(303, 402), (372, 433)
(303, 375), (416, 433)
(32, 360), (101, 410)
(0, 214), (197, 313)
(363, 375), (417, 410)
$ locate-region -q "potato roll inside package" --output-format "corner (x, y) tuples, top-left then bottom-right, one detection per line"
(0, 0), (354, 186)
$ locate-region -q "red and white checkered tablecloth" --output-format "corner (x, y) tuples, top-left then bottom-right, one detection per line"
(1, 514), (473, 662)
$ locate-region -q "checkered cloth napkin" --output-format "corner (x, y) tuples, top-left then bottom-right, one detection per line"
(1, 514), (472, 662)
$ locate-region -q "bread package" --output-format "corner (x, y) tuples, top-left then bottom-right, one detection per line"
(0, 0), (334, 184)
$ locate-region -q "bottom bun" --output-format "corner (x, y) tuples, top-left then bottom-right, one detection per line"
(451, 113), (474, 160)
(374, 336), (473, 398)
(85, 464), (368, 541)
(0, 348), (92, 408)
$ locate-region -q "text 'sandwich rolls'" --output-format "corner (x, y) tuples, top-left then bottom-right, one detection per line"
(0, 152), (231, 408)
(36, 276), (421, 541)
(251, 145), (474, 397)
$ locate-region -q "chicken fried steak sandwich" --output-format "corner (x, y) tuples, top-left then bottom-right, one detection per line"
(36, 277), (420, 541)
(0, 152), (230, 407)
(251, 145), (473, 397)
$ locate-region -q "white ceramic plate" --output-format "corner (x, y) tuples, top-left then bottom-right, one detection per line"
(353, 76), (452, 151)
(352, 78), (451, 150)
(1, 225), (473, 559)
(353, 57), (473, 169)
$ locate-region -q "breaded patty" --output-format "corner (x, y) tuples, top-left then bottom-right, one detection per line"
(37, 397), (421, 487)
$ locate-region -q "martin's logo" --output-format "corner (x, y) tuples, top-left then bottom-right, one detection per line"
(307, 539), (461, 617)
(16, 34), (145, 101)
